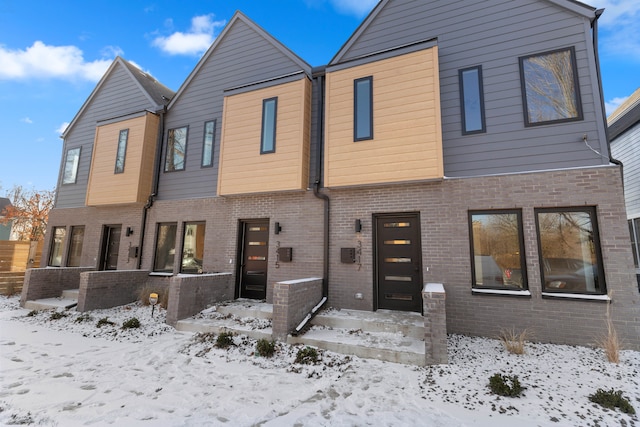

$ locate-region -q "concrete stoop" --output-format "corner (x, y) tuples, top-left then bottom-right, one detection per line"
(175, 301), (426, 365)
(24, 289), (79, 311)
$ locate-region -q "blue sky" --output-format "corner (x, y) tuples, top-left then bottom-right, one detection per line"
(1, 0), (638, 193)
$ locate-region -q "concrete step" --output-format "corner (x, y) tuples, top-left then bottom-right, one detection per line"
(175, 301), (426, 365)
(24, 297), (78, 311)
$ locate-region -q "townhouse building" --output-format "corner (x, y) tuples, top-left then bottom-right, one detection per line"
(25, 0), (639, 352)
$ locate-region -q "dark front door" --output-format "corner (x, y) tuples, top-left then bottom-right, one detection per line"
(100, 226), (121, 270)
(375, 213), (423, 312)
(238, 220), (269, 299)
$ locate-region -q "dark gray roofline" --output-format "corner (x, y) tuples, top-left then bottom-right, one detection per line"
(609, 102), (640, 141)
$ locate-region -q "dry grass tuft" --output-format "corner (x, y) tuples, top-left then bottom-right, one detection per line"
(498, 328), (533, 355)
(597, 293), (622, 364)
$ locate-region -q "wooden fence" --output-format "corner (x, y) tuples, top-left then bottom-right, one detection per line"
(0, 240), (44, 295)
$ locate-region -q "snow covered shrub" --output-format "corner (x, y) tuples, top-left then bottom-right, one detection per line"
(96, 317), (115, 328)
(75, 313), (93, 323)
(122, 318), (141, 329)
(215, 331), (235, 348)
(49, 311), (68, 320)
(26, 310), (38, 317)
(589, 389), (635, 414)
(295, 347), (319, 365)
(488, 373), (524, 397)
(498, 328), (532, 355)
(256, 339), (276, 357)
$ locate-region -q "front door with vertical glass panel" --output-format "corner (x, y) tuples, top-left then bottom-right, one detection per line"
(239, 220), (269, 299)
(375, 213), (423, 312)
(101, 226), (121, 270)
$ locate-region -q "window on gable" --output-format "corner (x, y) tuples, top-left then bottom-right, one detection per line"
(469, 210), (527, 289)
(354, 76), (373, 141)
(201, 121), (215, 167)
(114, 129), (128, 174)
(181, 222), (206, 273)
(519, 47), (583, 126)
(62, 147), (81, 184)
(66, 226), (85, 267)
(165, 127), (187, 172)
(459, 66), (486, 134)
(261, 98), (277, 154)
(48, 226), (67, 267)
(535, 207), (605, 295)
(153, 223), (177, 272)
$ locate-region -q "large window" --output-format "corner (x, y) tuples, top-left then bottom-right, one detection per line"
(165, 127), (187, 171)
(66, 226), (84, 267)
(201, 121), (215, 167)
(114, 129), (128, 174)
(519, 47), (583, 126)
(354, 76), (373, 141)
(181, 222), (206, 273)
(630, 218), (640, 269)
(62, 147), (81, 184)
(153, 223), (177, 272)
(48, 226), (67, 266)
(459, 66), (486, 134)
(261, 98), (277, 154)
(469, 210), (527, 289)
(535, 207), (605, 294)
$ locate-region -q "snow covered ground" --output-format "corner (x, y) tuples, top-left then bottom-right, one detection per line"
(0, 295), (638, 426)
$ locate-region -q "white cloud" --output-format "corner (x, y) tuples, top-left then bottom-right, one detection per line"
(593, 1), (640, 59)
(21, 117), (33, 124)
(605, 96), (628, 115)
(0, 41), (113, 81)
(152, 14), (226, 56)
(56, 122), (70, 135)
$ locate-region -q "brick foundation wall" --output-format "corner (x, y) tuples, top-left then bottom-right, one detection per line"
(77, 270), (149, 311)
(327, 166), (640, 350)
(20, 267), (94, 306)
(272, 278), (323, 340)
(165, 273), (234, 326)
(422, 283), (447, 365)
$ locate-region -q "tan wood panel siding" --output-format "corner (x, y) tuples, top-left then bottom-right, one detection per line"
(86, 113), (158, 206)
(325, 47), (443, 188)
(218, 78), (311, 195)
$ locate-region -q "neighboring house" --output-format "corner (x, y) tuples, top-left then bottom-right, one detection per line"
(31, 0), (639, 350)
(0, 198), (13, 240)
(609, 88), (640, 289)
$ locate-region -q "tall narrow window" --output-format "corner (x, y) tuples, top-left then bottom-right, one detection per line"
(153, 223), (177, 272)
(48, 226), (67, 266)
(67, 226), (85, 267)
(354, 76), (373, 141)
(62, 147), (81, 184)
(469, 210), (527, 289)
(459, 66), (486, 134)
(201, 121), (215, 167)
(261, 98), (277, 154)
(181, 222), (206, 273)
(629, 218), (640, 269)
(519, 47), (583, 126)
(165, 127), (187, 171)
(114, 129), (128, 174)
(535, 207), (605, 294)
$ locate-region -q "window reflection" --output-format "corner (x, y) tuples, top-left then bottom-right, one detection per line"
(181, 222), (205, 273)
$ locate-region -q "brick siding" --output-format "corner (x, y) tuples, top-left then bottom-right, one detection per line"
(165, 273), (234, 326)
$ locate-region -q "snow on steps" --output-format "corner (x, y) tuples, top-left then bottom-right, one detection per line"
(24, 289), (79, 311)
(175, 300), (426, 365)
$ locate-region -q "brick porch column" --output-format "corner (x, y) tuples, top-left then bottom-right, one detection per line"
(422, 283), (448, 365)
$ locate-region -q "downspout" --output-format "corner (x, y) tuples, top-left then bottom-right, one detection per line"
(592, 8), (624, 183)
(312, 67), (329, 298)
(137, 106), (166, 269)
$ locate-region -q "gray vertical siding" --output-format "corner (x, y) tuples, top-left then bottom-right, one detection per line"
(331, 0), (609, 177)
(56, 63), (161, 208)
(158, 19), (310, 200)
(611, 122), (640, 218)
